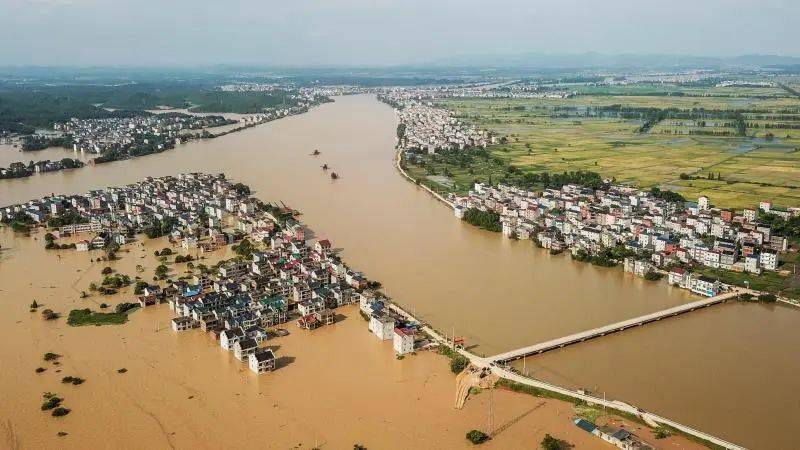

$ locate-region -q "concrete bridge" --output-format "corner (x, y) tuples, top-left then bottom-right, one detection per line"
(489, 290), (741, 364)
(386, 295), (747, 449)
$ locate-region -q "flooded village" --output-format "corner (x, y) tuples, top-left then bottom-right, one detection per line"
(1, 94), (798, 449)
(1, 173), (429, 374)
(1, 171), (714, 449)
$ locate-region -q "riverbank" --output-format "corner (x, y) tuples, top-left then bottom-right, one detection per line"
(395, 147), (454, 207)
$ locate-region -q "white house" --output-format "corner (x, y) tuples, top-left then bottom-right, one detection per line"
(668, 267), (687, 286)
(248, 348), (276, 374)
(369, 314), (395, 340)
(760, 250), (778, 270)
(220, 328), (245, 351)
(698, 195), (710, 210)
(690, 276), (720, 297)
(171, 316), (196, 332)
(233, 337), (258, 361)
(744, 255), (761, 274)
(182, 236), (198, 249)
(393, 327), (415, 355)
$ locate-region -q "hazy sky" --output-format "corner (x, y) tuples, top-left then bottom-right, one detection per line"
(2, 0), (798, 66)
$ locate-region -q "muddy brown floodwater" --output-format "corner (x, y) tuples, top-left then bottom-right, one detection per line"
(1, 94), (798, 449)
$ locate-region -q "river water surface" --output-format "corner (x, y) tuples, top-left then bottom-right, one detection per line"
(1, 94), (798, 449)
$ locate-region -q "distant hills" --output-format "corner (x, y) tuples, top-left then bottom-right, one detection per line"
(432, 52), (800, 70)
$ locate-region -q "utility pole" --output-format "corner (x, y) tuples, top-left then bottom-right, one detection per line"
(487, 383), (494, 436)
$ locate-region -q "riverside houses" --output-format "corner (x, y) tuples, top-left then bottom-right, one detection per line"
(54, 114), (235, 155)
(454, 182), (797, 296)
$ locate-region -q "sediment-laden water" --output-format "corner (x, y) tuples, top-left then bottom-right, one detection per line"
(1, 94), (797, 449)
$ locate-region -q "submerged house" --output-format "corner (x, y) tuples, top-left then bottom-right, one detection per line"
(249, 348), (276, 374)
(233, 337), (258, 361)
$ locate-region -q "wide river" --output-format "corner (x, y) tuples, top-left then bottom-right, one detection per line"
(1, 94), (797, 449)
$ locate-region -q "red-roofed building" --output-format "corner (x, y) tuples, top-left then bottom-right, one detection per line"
(315, 239), (332, 254)
(393, 327), (415, 355)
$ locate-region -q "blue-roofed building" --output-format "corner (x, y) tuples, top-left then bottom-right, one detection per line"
(183, 284), (202, 297)
(573, 418), (596, 433)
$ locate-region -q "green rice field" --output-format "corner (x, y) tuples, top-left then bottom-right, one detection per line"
(428, 85), (800, 209)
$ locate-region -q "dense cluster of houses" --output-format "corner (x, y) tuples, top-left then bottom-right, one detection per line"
(0, 158), (84, 179)
(381, 93), (491, 154)
(3, 172), (427, 374)
(53, 113), (236, 154)
(218, 83), (352, 98)
(454, 182), (796, 297)
(376, 84), (575, 101)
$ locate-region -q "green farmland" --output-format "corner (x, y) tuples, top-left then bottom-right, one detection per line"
(416, 84), (800, 210)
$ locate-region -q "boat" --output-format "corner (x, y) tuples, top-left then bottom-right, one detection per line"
(330, 172), (339, 180)
(321, 164), (328, 170)
(311, 149), (320, 156)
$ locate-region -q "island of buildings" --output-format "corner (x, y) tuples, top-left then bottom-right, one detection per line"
(1, 173), (428, 374)
(53, 113), (236, 156)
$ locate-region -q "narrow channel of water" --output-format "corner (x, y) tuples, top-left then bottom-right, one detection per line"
(1, 94), (797, 449)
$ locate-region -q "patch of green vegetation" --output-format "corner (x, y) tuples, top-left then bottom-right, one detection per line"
(67, 303), (138, 326)
(466, 429), (490, 445)
(41, 395), (63, 411)
(61, 376), (85, 385)
(437, 346), (470, 374)
(644, 271), (664, 281)
(573, 404), (604, 423)
(540, 434), (569, 450)
(41, 308), (60, 320)
(462, 208), (502, 232)
(571, 246), (636, 267)
(654, 428), (671, 439)
(51, 407), (71, 417)
(133, 280), (149, 295)
(695, 266), (797, 299)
